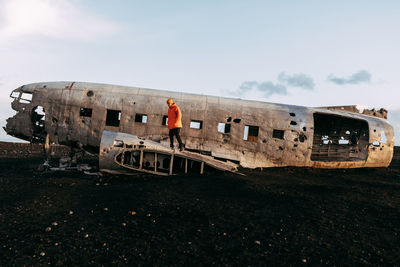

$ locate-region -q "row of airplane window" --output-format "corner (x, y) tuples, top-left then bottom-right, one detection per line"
(80, 107), (286, 142)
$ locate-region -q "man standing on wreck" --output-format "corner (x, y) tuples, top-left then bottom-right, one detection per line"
(166, 98), (184, 151)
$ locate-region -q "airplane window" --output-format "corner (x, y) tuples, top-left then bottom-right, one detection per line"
(190, 120), (203, 130)
(218, 123), (231, 134)
(80, 107), (92, 117)
(20, 92), (32, 103)
(243, 125), (259, 142)
(162, 115), (168, 126)
(273, 129), (285, 140)
(135, 114), (147, 123)
(10, 91), (20, 99)
(106, 109), (121, 127)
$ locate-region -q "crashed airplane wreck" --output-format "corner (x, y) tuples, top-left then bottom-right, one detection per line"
(4, 81), (395, 175)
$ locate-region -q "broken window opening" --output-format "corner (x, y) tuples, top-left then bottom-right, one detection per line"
(80, 107), (92, 117)
(106, 109), (121, 127)
(311, 113), (369, 162)
(135, 114), (148, 123)
(162, 115), (168, 126)
(289, 112), (296, 117)
(290, 121), (297, 126)
(190, 120), (203, 130)
(226, 117), (232, 122)
(243, 125), (259, 142)
(273, 129), (285, 140)
(218, 123), (231, 134)
(10, 91), (20, 99)
(233, 118), (241, 123)
(31, 106), (46, 143)
(20, 92), (33, 104)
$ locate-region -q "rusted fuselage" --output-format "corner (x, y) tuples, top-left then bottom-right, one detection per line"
(4, 81), (395, 169)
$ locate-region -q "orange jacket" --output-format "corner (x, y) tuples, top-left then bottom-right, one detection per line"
(168, 103), (182, 129)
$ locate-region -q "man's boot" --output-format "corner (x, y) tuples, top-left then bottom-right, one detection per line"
(179, 143), (185, 152)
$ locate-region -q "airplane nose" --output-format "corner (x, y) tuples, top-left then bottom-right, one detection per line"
(4, 89), (34, 142)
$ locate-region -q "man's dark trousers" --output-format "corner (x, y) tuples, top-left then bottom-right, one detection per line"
(169, 128), (183, 148)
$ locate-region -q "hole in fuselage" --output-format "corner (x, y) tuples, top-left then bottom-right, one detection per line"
(31, 106), (46, 143)
(311, 113), (369, 162)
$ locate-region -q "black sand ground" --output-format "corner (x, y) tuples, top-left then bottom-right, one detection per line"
(0, 158), (399, 266)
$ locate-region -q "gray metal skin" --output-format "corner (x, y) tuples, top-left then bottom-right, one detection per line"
(5, 81), (395, 169)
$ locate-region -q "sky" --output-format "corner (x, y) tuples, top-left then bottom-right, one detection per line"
(0, 0), (399, 143)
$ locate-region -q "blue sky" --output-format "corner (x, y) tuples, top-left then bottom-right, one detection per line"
(1, 0), (399, 143)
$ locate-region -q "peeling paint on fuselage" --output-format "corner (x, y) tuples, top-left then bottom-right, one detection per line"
(4, 81), (395, 168)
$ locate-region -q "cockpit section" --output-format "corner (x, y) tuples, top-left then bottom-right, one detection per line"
(4, 87), (37, 142)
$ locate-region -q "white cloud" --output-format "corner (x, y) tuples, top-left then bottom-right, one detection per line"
(0, 0), (118, 42)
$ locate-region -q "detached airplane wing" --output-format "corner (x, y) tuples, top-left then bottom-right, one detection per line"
(99, 130), (239, 175)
